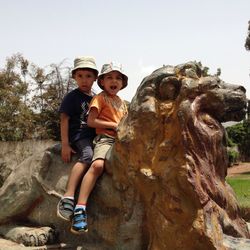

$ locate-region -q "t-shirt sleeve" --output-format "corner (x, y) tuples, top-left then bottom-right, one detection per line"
(89, 95), (103, 114)
(59, 94), (74, 116)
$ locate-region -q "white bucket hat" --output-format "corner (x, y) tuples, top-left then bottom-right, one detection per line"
(71, 56), (98, 76)
(97, 62), (128, 90)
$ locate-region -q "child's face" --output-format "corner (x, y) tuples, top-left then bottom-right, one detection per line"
(73, 69), (97, 94)
(100, 71), (123, 96)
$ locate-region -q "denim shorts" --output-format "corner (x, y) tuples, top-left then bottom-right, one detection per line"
(92, 135), (115, 162)
(73, 137), (94, 164)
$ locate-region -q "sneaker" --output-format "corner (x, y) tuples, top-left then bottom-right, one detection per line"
(71, 208), (88, 234)
(57, 197), (75, 221)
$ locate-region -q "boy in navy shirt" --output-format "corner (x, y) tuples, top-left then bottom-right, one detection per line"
(57, 56), (98, 223)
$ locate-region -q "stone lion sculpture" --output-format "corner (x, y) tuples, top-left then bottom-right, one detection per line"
(0, 62), (249, 249)
(107, 61), (249, 249)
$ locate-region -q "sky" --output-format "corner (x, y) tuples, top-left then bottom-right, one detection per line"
(0, 0), (250, 101)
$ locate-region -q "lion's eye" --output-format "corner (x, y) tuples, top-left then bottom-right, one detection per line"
(210, 83), (220, 89)
(157, 77), (180, 101)
(140, 86), (154, 97)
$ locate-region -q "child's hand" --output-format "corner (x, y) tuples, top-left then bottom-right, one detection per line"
(61, 144), (76, 163)
(110, 122), (118, 131)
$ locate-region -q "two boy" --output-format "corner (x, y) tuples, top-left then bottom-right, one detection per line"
(57, 57), (128, 234)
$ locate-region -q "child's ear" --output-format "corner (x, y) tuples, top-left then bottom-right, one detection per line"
(100, 79), (104, 86)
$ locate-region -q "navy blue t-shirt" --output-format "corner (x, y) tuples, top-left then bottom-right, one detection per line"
(59, 88), (96, 143)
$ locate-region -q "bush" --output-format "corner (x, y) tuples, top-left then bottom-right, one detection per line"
(228, 148), (239, 166)
(226, 120), (250, 161)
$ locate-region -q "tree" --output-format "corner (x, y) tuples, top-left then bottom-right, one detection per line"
(30, 65), (47, 112)
(226, 120), (250, 161)
(0, 54), (34, 141)
(0, 54), (78, 141)
(239, 120), (250, 161)
(245, 20), (250, 50)
(32, 61), (75, 140)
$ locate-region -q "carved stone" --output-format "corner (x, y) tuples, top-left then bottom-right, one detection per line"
(107, 62), (249, 249)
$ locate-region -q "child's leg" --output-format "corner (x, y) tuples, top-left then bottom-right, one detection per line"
(57, 138), (93, 221)
(64, 162), (88, 197)
(71, 135), (113, 233)
(77, 159), (104, 204)
(57, 162), (87, 221)
(71, 159), (104, 234)
(64, 137), (94, 197)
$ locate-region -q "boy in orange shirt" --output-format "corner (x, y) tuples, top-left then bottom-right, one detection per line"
(71, 62), (128, 233)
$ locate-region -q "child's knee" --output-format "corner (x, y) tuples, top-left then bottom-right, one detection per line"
(91, 160), (104, 175)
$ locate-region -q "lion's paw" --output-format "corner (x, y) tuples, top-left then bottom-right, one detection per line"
(3, 225), (57, 247)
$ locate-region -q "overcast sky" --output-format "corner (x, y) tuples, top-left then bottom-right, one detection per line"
(1, 0), (249, 101)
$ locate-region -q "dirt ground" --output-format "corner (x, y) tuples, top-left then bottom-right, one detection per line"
(227, 162), (250, 177)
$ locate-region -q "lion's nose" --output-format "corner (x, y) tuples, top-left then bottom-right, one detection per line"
(236, 86), (246, 93)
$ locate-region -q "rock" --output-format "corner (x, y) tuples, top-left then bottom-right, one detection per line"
(223, 234), (250, 250)
(0, 62), (249, 249)
(0, 225), (57, 247)
(0, 238), (25, 250)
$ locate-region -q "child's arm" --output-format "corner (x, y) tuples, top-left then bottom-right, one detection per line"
(60, 113), (76, 163)
(87, 107), (118, 130)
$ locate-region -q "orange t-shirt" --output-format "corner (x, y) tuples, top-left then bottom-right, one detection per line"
(89, 91), (127, 137)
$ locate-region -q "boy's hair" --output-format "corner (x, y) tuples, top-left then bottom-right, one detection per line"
(71, 56), (98, 77)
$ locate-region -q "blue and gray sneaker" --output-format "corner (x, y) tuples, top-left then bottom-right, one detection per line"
(57, 197), (75, 221)
(71, 208), (88, 233)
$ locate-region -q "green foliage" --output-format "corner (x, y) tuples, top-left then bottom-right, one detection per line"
(226, 120), (250, 161)
(226, 135), (236, 147)
(240, 120), (250, 160)
(0, 53), (75, 141)
(227, 149), (239, 166)
(226, 129), (237, 148)
(245, 20), (250, 51)
(0, 54), (35, 141)
(226, 123), (245, 144)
